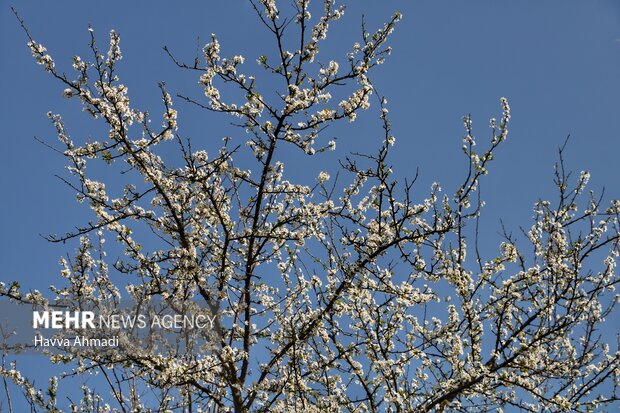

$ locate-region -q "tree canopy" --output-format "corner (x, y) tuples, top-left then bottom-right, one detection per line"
(1, 1), (619, 412)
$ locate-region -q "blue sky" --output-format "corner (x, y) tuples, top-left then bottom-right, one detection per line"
(1, 1), (619, 291)
(1, 0), (619, 409)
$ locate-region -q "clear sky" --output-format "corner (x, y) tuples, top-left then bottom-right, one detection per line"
(1, 0), (619, 290)
(1, 0), (619, 409)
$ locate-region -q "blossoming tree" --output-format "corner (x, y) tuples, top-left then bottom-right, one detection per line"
(2, 1), (619, 412)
